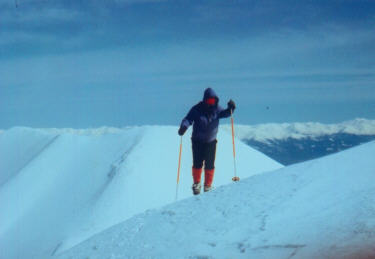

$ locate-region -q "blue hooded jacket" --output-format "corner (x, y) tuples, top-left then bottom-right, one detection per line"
(180, 88), (232, 143)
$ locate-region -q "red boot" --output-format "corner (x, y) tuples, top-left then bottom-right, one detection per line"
(192, 167), (202, 195)
(192, 167), (202, 184)
(204, 168), (215, 192)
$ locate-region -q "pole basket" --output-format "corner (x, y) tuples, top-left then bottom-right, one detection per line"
(232, 176), (240, 182)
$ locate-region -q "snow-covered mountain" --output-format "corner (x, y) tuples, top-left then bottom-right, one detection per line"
(57, 141), (375, 259)
(222, 118), (375, 165)
(0, 126), (282, 259)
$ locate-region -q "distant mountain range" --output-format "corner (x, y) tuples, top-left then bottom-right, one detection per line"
(243, 133), (375, 165)
(222, 118), (375, 165)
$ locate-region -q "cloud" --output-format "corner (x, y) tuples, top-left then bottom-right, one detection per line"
(1, 25), (374, 89)
(1, 0), (374, 86)
(0, 30), (52, 45)
(231, 118), (375, 142)
(2, 7), (82, 23)
(113, 0), (167, 3)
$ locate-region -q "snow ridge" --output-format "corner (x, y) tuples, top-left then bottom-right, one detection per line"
(0, 126), (282, 259)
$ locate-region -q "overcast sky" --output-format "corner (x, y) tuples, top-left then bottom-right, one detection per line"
(1, 0), (374, 128)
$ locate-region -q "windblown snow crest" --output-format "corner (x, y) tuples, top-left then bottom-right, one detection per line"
(0, 126), (282, 259)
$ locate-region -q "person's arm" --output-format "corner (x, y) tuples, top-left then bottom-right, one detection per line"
(218, 99), (236, 119)
(178, 106), (196, 136)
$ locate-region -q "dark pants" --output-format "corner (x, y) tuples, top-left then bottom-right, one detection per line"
(192, 139), (217, 170)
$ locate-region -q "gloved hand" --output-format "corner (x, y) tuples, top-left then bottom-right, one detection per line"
(227, 99), (236, 111)
(178, 126), (187, 136)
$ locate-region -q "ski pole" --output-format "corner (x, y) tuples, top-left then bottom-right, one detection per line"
(230, 109), (240, 181)
(175, 136), (183, 200)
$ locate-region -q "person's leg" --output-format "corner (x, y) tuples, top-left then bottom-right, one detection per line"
(204, 140), (217, 190)
(192, 140), (204, 195)
(192, 140), (204, 183)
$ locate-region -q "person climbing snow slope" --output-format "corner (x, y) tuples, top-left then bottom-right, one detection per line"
(178, 88), (236, 195)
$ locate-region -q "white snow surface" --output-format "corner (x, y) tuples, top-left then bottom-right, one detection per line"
(57, 141), (375, 259)
(222, 118), (375, 142)
(0, 126), (282, 259)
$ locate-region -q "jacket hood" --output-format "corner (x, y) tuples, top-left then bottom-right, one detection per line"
(203, 88), (219, 102)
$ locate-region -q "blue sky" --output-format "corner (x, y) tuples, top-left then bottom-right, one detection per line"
(1, 0), (374, 128)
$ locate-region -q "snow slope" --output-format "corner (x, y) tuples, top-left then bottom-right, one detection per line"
(57, 141), (375, 259)
(0, 126), (282, 259)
